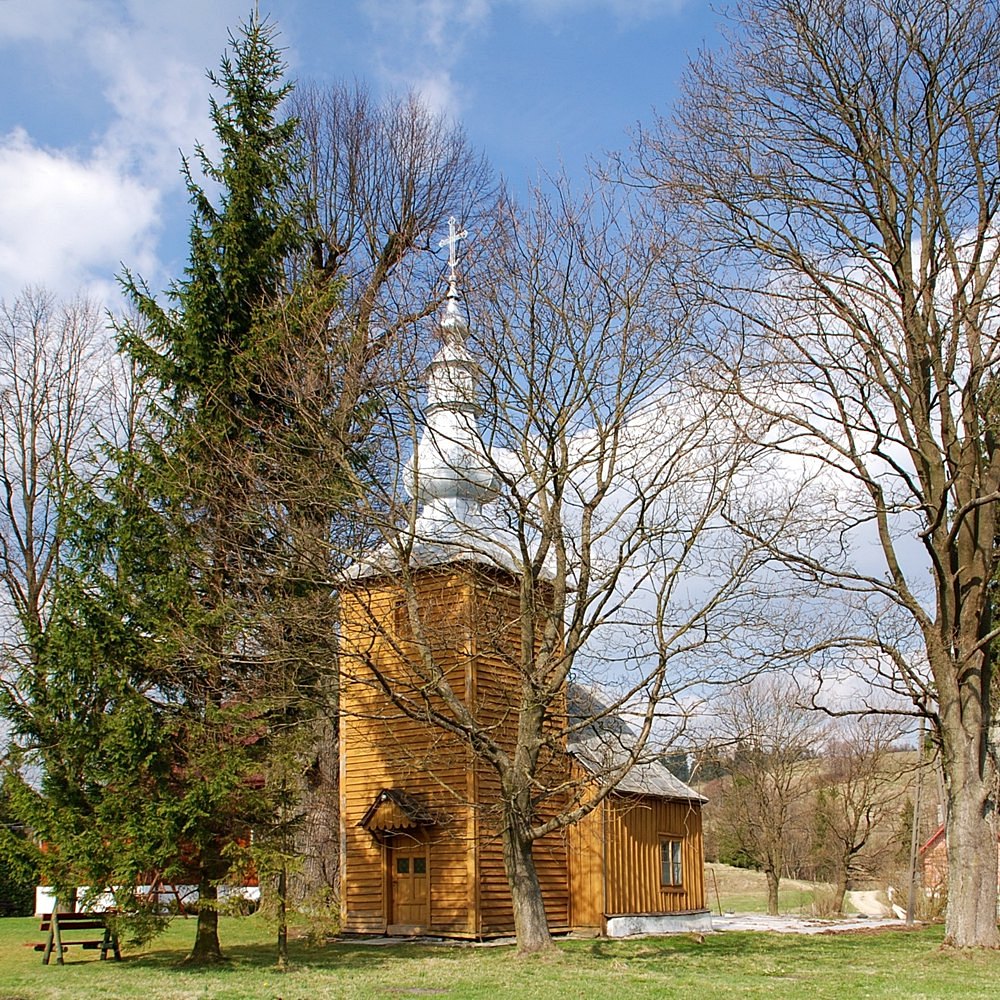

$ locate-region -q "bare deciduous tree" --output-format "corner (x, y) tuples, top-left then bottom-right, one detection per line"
(341, 178), (770, 954)
(276, 82), (497, 908)
(811, 716), (909, 913)
(642, 0), (1000, 947)
(0, 288), (106, 650)
(290, 79), (495, 416)
(707, 677), (823, 915)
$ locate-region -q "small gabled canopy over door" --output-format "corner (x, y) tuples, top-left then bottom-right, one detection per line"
(359, 788), (438, 834)
(359, 789), (437, 933)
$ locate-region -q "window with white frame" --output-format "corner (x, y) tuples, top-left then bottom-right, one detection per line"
(660, 837), (683, 888)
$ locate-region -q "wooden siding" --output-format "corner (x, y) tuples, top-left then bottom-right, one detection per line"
(567, 799), (605, 928)
(467, 572), (570, 935)
(340, 565), (569, 937)
(567, 791), (707, 927)
(340, 563), (705, 937)
(603, 795), (706, 915)
(340, 571), (478, 936)
(473, 765), (570, 935)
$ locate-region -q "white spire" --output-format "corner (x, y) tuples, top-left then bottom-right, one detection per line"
(405, 217), (497, 526)
(347, 218), (515, 579)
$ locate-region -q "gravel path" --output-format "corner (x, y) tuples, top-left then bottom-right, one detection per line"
(711, 912), (906, 934)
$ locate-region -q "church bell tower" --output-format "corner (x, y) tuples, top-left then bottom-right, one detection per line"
(337, 220), (570, 938)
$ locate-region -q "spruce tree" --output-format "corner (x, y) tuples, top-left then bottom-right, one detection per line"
(119, 12), (310, 964)
(3, 14), (327, 965)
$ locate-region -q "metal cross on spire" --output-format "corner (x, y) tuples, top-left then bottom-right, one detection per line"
(438, 216), (469, 279)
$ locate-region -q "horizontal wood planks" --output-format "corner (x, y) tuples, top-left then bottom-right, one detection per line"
(468, 571), (570, 935)
(340, 564), (705, 937)
(341, 570), (477, 935)
(341, 565), (573, 937)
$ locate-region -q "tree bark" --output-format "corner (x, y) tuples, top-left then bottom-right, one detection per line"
(290, 700), (340, 911)
(276, 866), (289, 971)
(502, 813), (553, 955)
(187, 881), (224, 964)
(832, 872), (848, 917)
(764, 868), (780, 917)
(941, 736), (1000, 948)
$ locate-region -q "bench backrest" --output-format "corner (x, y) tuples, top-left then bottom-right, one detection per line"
(39, 914), (108, 931)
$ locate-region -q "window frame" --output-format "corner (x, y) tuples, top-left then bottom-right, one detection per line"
(659, 836), (684, 890)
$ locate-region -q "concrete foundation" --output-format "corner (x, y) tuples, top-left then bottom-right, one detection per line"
(605, 909), (714, 938)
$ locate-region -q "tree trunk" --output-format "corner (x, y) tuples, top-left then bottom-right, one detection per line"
(933, 627), (1000, 949)
(832, 871), (848, 916)
(187, 881), (225, 964)
(290, 704), (340, 911)
(943, 751), (1000, 948)
(276, 866), (289, 971)
(764, 868), (780, 916)
(502, 816), (553, 955)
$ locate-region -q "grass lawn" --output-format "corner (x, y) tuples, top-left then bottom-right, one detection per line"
(1, 916), (998, 1000)
(704, 863), (829, 915)
(708, 885), (817, 914)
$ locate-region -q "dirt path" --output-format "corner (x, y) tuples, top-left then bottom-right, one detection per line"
(846, 890), (891, 917)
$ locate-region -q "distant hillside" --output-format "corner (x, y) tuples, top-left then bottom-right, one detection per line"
(704, 863), (821, 914)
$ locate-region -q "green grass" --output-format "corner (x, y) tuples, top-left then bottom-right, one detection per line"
(1, 915), (997, 999)
(710, 887), (817, 914)
(703, 863), (849, 916)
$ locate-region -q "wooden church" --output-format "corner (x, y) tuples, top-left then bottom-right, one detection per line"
(338, 224), (709, 939)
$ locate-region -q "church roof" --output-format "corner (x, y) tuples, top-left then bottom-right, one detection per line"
(344, 536), (520, 581)
(566, 683), (705, 803)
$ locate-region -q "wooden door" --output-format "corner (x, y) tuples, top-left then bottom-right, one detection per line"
(390, 834), (429, 930)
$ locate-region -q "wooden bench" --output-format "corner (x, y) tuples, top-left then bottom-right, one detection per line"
(34, 912), (121, 965)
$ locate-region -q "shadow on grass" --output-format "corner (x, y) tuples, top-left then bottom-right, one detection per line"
(575, 925), (943, 966)
(110, 924), (946, 981)
(119, 939), (478, 976)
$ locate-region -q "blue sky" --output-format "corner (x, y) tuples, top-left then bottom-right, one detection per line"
(0, 0), (720, 306)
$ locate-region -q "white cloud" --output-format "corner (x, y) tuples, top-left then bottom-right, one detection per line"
(0, 0), (94, 43)
(0, 129), (160, 303)
(84, 1), (253, 176)
(358, 0), (491, 112)
(0, 0), (251, 304)
(410, 70), (464, 118)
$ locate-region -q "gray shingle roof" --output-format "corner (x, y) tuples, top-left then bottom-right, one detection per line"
(568, 733), (707, 803)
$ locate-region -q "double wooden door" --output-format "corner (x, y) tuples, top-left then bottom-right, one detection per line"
(389, 833), (429, 930)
